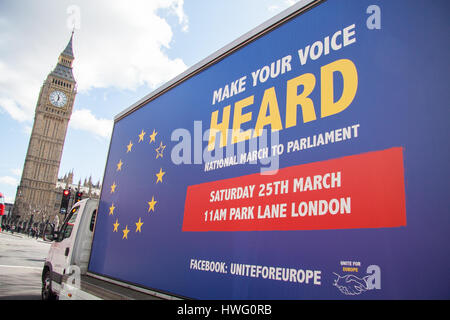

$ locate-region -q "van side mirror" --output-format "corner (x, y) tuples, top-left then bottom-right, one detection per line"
(43, 232), (53, 242)
(53, 231), (60, 241)
(43, 225), (58, 242)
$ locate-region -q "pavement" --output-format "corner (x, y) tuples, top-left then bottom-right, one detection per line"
(0, 231), (52, 300)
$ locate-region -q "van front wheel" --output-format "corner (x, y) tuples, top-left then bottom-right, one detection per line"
(42, 270), (57, 300)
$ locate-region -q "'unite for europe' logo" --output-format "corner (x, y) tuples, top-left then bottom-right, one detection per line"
(108, 128), (167, 240)
(333, 262), (381, 296)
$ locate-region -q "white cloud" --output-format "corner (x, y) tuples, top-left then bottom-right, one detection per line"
(0, 176), (18, 187)
(70, 109), (113, 139)
(168, 0), (189, 32)
(0, 0), (188, 122)
(0, 61), (40, 122)
(73, 0), (188, 92)
(0, 97), (29, 122)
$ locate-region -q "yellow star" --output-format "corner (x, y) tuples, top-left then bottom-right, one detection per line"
(126, 141), (133, 153)
(110, 182), (117, 193)
(138, 129), (146, 143)
(116, 159), (123, 171)
(109, 203), (115, 215)
(149, 129), (158, 144)
(113, 219), (120, 232)
(135, 218), (144, 233)
(148, 196), (157, 213)
(122, 225), (130, 240)
(155, 141), (166, 159)
(155, 168), (166, 184)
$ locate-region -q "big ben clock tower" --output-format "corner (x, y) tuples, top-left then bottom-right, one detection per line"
(13, 32), (77, 223)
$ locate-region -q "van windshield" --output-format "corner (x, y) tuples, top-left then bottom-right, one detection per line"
(59, 206), (79, 240)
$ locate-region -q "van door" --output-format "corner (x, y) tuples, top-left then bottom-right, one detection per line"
(51, 204), (82, 286)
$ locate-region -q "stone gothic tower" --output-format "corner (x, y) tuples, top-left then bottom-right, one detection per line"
(13, 32), (77, 222)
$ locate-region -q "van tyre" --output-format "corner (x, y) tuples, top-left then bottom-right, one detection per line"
(42, 270), (57, 300)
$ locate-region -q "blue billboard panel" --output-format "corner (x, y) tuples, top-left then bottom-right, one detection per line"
(89, 0), (450, 299)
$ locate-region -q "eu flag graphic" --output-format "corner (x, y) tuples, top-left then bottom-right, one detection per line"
(106, 128), (167, 240)
(88, 121), (180, 290)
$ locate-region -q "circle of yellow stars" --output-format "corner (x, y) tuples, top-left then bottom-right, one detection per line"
(108, 128), (166, 240)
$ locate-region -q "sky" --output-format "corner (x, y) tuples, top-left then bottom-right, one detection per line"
(0, 0), (301, 203)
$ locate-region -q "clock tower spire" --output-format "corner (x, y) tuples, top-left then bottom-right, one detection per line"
(13, 32), (78, 223)
(51, 31), (75, 83)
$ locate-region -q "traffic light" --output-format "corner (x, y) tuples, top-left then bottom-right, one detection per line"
(60, 189), (71, 214)
(75, 191), (83, 203)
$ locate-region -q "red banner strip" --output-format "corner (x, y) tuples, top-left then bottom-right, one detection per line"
(183, 147), (407, 232)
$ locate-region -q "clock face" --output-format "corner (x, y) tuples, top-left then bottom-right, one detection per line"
(49, 90), (67, 107)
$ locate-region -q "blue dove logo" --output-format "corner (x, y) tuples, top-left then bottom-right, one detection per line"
(333, 265), (381, 296)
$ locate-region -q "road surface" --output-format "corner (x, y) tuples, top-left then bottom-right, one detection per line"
(0, 231), (51, 300)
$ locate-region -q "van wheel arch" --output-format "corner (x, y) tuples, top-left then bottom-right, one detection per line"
(42, 266), (57, 300)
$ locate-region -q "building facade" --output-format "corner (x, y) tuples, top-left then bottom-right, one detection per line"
(55, 171), (101, 212)
(13, 33), (77, 224)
